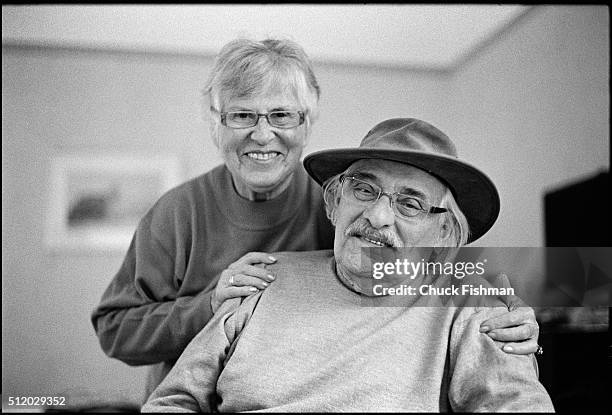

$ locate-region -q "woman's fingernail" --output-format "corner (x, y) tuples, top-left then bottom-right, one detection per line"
(268, 274), (275, 281)
(268, 256), (277, 262)
(480, 326), (490, 332)
(262, 282), (269, 287)
(503, 345), (514, 352)
(249, 287), (258, 292)
(488, 331), (497, 338)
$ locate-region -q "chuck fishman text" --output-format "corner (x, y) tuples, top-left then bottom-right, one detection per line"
(372, 284), (515, 297)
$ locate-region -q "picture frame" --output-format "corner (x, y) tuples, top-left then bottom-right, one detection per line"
(44, 154), (182, 252)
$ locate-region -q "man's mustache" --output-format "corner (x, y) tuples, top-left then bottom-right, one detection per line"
(344, 218), (402, 248)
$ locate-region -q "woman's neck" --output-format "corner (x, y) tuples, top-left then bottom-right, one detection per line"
(232, 173), (294, 201)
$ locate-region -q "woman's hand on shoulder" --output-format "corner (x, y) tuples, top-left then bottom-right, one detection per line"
(480, 298), (540, 355)
(211, 252), (277, 314)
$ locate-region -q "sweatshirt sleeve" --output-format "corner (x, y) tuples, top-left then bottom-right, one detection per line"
(141, 293), (260, 412)
(91, 193), (216, 365)
(448, 306), (554, 412)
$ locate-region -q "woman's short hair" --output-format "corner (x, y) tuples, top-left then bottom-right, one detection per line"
(204, 38), (320, 127)
(322, 171), (471, 247)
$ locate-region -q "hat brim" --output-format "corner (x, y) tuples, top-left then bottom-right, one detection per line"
(303, 148), (500, 244)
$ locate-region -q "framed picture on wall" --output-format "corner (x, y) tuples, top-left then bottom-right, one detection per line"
(44, 154), (182, 252)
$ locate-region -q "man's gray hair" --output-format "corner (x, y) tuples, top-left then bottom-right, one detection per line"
(322, 172), (471, 247)
(203, 38), (320, 139)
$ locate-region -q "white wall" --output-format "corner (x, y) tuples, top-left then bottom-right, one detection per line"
(2, 4), (608, 407)
(450, 5), (609, 247)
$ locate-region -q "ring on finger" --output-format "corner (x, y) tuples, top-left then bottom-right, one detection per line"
(535, 345), (544, 356)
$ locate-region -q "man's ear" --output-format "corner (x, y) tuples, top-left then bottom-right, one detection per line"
(330, 208), (337, 226)
(438, 216), (452, 243)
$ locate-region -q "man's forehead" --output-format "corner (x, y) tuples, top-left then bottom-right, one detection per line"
(346, 159), (426, 179)
(346, 159), (445, 197)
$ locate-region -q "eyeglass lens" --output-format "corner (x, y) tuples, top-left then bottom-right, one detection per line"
(343, 177), (428, 219)
(225, 111), (301, 128)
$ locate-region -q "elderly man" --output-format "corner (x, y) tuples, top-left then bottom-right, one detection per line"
(141, 118), (554, 412)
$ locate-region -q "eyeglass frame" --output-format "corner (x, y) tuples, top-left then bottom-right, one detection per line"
(339, 174), (448, 220)
(210, 107), (305, 129)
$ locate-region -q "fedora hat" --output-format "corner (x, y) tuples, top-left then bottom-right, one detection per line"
(303, 118), (500, 243)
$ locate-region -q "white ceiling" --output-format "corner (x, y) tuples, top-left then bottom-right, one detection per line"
(2, 4), (531, 70)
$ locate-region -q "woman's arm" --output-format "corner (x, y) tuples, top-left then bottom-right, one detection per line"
(91, 252), (214, 366)
(91, 188), (276, 366)
(91, 208), (217, 365)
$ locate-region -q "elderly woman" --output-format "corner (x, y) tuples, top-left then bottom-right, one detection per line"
(91, 39), (540, 401)
(141, 118), (554, 412)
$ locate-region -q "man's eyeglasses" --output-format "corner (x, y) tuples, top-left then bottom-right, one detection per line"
(340, 175), (448, 220)
(212, 107), (305, 129)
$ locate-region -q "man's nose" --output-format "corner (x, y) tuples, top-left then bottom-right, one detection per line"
(250, 116), (275, 145)
(363, 195), (396, 229)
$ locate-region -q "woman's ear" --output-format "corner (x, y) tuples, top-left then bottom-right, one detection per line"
(201, 92), (222, 149)
(200, 91), (213, 123)
(209, 122), (220, 149)
(303, 118), (314, 146)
